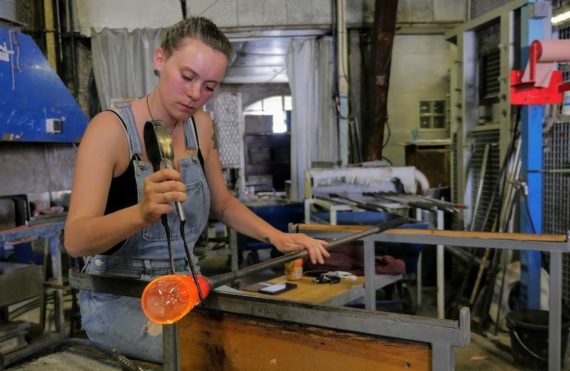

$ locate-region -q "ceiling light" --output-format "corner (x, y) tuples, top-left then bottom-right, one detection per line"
(552, 9), (570, 25)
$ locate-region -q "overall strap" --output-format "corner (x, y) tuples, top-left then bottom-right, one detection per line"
(114, 102), (143, 160)
(106, 109), (136, 160)
(183, 116), (199, 150)
(184, 116), (206, 171)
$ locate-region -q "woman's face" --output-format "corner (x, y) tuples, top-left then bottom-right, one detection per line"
(156, 38), (228, 120)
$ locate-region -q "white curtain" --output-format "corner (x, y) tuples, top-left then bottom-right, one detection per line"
(91, 28), (165, 110)
(315, 37), (338, 164)
(286, 36), (337, 201)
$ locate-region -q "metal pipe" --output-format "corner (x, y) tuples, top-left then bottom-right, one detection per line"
(43, 0), (57, 70)
(549, 250), (563, 371)
(54, 0), (64, 68)
(65, 0), (78, 97)
(499, 139), (521, 232)
(209, 217), (409, 288)
(415, 208), (423, 308)
(336, 0), (350, 166)
(436, 209), (445, 319)
(470, 144), (490, 231)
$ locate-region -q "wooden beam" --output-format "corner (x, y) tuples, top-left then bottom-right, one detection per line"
(364, 0), (398, 160)
(292, 223), (567, 242)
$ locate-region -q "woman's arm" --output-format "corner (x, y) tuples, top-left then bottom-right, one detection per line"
(64, 111), (187, 257)
(197, 112), (329, 264)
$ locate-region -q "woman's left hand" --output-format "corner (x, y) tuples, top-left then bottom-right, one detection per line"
(270, 233), (330, 264)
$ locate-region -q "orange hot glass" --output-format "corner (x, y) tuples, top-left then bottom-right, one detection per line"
(141, 274), (211, 324)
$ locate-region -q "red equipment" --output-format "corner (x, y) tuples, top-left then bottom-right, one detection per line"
(510, 40), (570, 105)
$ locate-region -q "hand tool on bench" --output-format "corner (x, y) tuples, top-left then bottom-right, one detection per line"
(141, 216), (410, 324)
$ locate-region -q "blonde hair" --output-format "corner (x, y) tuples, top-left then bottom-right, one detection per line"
(161, 16), (233, 62)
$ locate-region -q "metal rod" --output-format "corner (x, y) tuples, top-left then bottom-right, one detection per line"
(366, 192), (466, 211)
(403, 193), (465, 212)
(493, 249), (509, 335)
(208, 217), (409, 288)
(499, 140), (521, 233)
(364, 238), (376, 310)
(470, 144), (490, 231)
(529, 168), (570, 173)
(327, 193), (395, 213)
(549, 250), (562, 371)
(379, 192), (435, 211)
(436, 209), (445, 319)
(415, 208), (423, 309)
(180, 221), (204, 302)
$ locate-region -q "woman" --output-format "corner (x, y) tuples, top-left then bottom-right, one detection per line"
(64, 16), (329, 362)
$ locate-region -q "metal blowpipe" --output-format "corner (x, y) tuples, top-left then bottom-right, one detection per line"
(208, 216), (409, 288)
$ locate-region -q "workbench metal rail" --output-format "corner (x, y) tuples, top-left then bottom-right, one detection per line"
(295, 225), (569, 371)
(320, 274), (402, 307)
(371, 229), (568, 371)
(369, 229), (568, 251)
(304, 198), (448, 318)
(68, 269), (469, 371)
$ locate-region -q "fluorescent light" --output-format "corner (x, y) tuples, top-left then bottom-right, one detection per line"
(552, 9), (570, 25)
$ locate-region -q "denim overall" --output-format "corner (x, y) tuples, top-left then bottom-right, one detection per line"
(79, 103), (210, 362)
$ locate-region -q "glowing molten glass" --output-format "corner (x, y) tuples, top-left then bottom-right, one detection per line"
(141, 274), (211, 324)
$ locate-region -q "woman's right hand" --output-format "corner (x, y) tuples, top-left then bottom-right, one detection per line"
(140, 168), (188, 224)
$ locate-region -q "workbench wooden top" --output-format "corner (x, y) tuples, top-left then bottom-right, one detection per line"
(293, 223), (568, 242)
(241, 275), (365, 305)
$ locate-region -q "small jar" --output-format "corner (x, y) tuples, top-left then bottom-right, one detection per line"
(284, 258), (303, 281)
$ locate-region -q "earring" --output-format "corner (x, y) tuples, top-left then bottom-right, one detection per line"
(153, 69), (160, 77)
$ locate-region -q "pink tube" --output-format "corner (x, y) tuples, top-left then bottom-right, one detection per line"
(536, 40), (570, 62)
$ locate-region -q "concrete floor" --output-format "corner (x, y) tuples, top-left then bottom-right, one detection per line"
(5, 254), (567, 370)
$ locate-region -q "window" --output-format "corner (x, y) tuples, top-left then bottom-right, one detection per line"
(418, 100), (448, 130)
(244, 95), (291, 133)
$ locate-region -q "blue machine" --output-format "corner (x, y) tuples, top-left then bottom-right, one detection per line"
(518, 3), (545, 310)
(0, 27), (88, 142)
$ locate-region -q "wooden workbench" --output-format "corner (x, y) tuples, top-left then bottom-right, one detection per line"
(240, 274), (402, 307)
(242, 275), (364, 303)
(178, 308), (431, 371)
